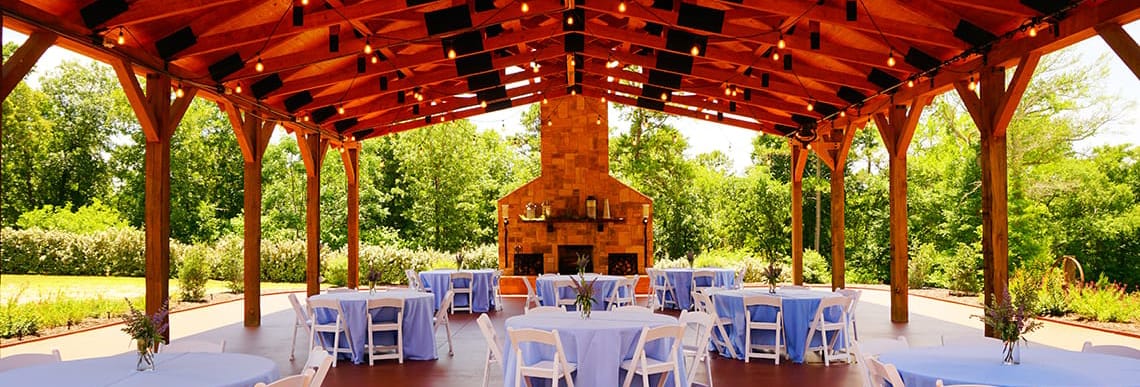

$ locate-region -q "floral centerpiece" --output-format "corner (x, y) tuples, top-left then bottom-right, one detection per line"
(762, 258), (783, 294)
(455, 252), (466, 270)
(686, 251), (696, 268)
(975, 289), (1041, 365)
(366, 266), (382, 294)
(568, 253), (598, 319)
(122, 299), (167, 371)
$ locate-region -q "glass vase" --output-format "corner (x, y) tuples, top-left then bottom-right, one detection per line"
(369, 283), (376, 295)
(578, 300), (592, 319)
(136, 339), (155, 371)
(768, 283), (777, 294)
(1002, 340), (1021, 365)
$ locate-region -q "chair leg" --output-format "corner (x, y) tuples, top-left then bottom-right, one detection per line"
(705, 353), (714, 387)
(332, 330), (340, 368)
(367, 324), (375, 366)
(399, 324), (404, 364)
(482, 352), (492, 387)
(775, 325), (781, 366)
(290, 323), (298, 361)
(445, 320), (454, 356)
(821, 329), (830, 367)
(744, 325), (751, 363)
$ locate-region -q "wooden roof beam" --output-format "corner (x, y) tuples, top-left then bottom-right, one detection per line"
(102, 0), (244, 29)
(1096, 23), (1140, 82)
(363, 88), (571, 139)
(1, 29), (56, 100)
(577, 84), (779, 135)
(578, 74), (799, 128)
(345, 77), (559, 132)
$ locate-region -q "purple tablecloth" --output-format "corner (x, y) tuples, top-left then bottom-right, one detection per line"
(879, 343), (1140, 387)
(503, 311), (687, 387)
(535, 274), (624, 310)
(660, 268), (737, 310)
(419, 269), (496, 312)
(711, 288), (846, 363)
(309, 290), (437, 363)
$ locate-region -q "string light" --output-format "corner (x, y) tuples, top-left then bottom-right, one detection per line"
(547, 119), (553, 126)
(887, 51), (896, 67)
(596, 116), (602, 125)
(175, 83), (184, 98)
(690, 45), (700, 56)
(302, 115), (309, 122)
(364, 39), (372, 55)
(301, 0), (308, 5)
(542, 97), (548, 105)
(117, 29), (125, 45)
(660, 92), (668, 101)
(600, 96), (606, 103)
(337, 105), (346, 115)
(1028, 26), (1038, 37)
(521, 2), (529, 13)
(807, 101), (814, 112)
(618, 1), (627, 12)
(566, 15), (574, 25)
(448, 48), (457, 59)
(907, 79), (915, 88)
(255, 57), (264, 72)
(777, 35), (786, 49)
(480, 100), (487, 109)
(371, 55), (378, 64)
(839, 111), (846, 118)
(235, 84), (243, 94)
(772, 51), (780, 61)
(967, 76), (977, 91)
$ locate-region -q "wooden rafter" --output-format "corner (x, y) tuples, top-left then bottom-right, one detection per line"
(1096, 23), (1140, 82)
(1, 29), (56, 100)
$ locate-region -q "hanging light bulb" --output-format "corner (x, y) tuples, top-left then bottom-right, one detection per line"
(1028, 26), (1038, 37)
(235, 84), (243, 94)
(521, 2), (529, 13)
(364, 40), (372, 55)
(690, 45), (700, 56)
(569, 57), (576, 67)
(778, 36), (786, 49)
(117, 29), (125, 45)
(302, 115), (310, 122)
(175, 83), (184, 98)
(567, 15), (574, 25)
(807, 101), (814, 111)
(618, 1), (627, 12)
(887, 51), (896, 67)
(600, 96), (606, 103)
(967, 76), (977, 91)
(371, 55), (378, 64)
(480, 100), (487, 109)
(255, 57), (264, 72)
(596, 116), (602, 125)
(660, 92), (668, 101)
(440, 115), (445, 122)
(772, 52), (780, 61)
(337, 105), (346, 115)
(704, 114), (710, 120)
(547, 119), (553, 126)
(542, 97), (548, 105)
(840, 110), (846, 118)
(907, 79), (915, 88)
(448, 48), (457, 59)
(731, 88), (738, 97)
(301, 0), (308, 5)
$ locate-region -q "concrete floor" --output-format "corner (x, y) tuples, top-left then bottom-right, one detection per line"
(3, 287), (1138, 386)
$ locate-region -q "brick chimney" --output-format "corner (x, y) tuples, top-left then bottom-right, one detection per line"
(497, 95), (653, 275)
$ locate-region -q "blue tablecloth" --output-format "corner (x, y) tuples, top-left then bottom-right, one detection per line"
(879, 343), (1140, 387)
(660, 268), (737, 310)
(419, 269), (496, 312)
(309, 290), (437, 363)
(503, 311), (687, 387)
(535, 274), (624, 310)
(711, 288), (846, 363)
(0, 352), (279, 387)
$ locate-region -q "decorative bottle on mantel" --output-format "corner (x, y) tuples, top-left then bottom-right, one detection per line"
(603, 199), (611, 219)
(586, 196), (597, 220)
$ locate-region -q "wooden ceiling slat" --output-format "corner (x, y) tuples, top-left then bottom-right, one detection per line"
(104, 0), (244, 29)
(362, 89), (570, 140)
(577, 86), (776, 135)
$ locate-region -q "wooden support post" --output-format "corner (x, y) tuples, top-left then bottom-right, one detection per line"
(790, 142), (809, 285)
(223, 103), (275, 327)
(1097, 23), (1140, 81)
(955, 53), (1040, 337)
(341, 144), (360, 289)
(113, 61), (196, 340)
(873, 97), (931, 324)
(1, 30), (56, 100)
(297, 132), (328, 296)
(829, 163), (845, 291)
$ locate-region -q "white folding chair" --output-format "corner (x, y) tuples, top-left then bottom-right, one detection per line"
(620, 324), (685, 387)
(0, 349), (61, 372)
(254, 369), (315, 387)
(477, 314), (506, 387)
(608, 276), (637, 310)
(853, 337), (909, 387)
(526, 306), (567, 315)
(365, 297), (403, 365)
(804, 296), (851, 366)
(866, 357), (906, 387)
(492, 270), (505, 311)
(302, 348), (333, 387)
(650, 269), (679, 310)
(836, 288), (862, 340)
(1082, 341), (1140, 359)
(679, 311), (715, 387)
(522, 278), (542, 311)
(691, 270), (716, 295)
(508, 328), (577, 387)
(742, 294), (784, 364)
(692, 291), (738, 359)
(307, 297), (353, 367)
(160, 339), (225, 353)
(405, 269), (424, 292)
(552, 278), (578, 311)
(450, 272), (474, 314)
(288, 293), (313, 361)
(435, 290), (456, 356)
(646, 269), (661, 310)
(612, 305), (654, 314)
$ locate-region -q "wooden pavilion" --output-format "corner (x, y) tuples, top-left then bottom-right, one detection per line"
(3, 0), (1140, 337)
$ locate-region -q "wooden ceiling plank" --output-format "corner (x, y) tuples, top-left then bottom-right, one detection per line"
(105, 0), (243, 28)
(1, 29), (56, 100)
(937, 0), (1040, 18)
(364, 89), (569, 139)
(579, 74), (798, 128)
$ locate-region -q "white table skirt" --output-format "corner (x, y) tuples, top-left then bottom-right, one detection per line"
(0, 352), (279, 387)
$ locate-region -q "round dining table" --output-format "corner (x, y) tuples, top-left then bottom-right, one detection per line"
(503, 311), (687, 387)
(711, 288), (847, 363)
(878, 342), (1140, 387)
(0, 352), (279, 386)
(534, 274), (625, 310)
(659, 268), (738, 310)
(309, 289), (437, 363)
(419, 269), (497, 312)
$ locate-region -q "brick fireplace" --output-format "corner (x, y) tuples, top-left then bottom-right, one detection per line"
(497, 95), (654, 275)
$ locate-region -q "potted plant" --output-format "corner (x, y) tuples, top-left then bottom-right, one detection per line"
(122, 299), (168, 371)
(975, 289), (1041, 365)
(762, 258), (783, 294)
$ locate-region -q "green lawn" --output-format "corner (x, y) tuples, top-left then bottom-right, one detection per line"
(1, 274), (303, 304)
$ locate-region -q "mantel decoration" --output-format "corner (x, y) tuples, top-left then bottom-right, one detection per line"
(762, 258), (783, 294)
(569, 253), (598, 319)
(122, 298), (167, 372)
(975, 289), (1041, 365)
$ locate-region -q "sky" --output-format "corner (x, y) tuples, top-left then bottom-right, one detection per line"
(5, 21), (1138, 174)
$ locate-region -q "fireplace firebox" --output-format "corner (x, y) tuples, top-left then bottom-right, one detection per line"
(607, 253), (638, 275)
(514, 253), (544, 276)
(558, 245), (593, 274)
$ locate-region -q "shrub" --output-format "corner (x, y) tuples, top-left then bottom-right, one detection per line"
(214, 237), (244, 293)
(16, 200), (129, 234)
(1, 227), (145, 276)
(323, 251), (349, 287)
(1036, 267), (1070, 316)
(909, 244), (939, 289)
(945, 243), (980, 296)
(260, 240), (308, 283)
(176, 245), (210, 302)
(801, 249), (829, 284)
(1069, 278), (1138, 323)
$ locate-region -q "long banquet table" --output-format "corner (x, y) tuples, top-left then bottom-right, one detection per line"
(418, 269), (496, 312)
(659, 268), (737, 310)
(0, 352), (279, 386)
(711, 288), (847, 363)
(502, 311), (687, 387)
(309, 289), (437, 363)
(535, 274), (625, 310)
(878, 342), (1140, 387)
